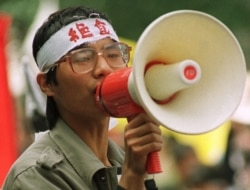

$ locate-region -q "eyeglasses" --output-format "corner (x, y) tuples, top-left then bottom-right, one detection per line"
(46, 42), (131, 74)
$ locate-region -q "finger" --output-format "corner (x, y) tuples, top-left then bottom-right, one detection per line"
(126, 131), (163, 148)
(125, 121), (162, 139)
(127, 136), (163, 156)
(126, 113), (159, 129)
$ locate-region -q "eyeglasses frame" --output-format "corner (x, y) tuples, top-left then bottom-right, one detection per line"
(43, 42), (131, 74)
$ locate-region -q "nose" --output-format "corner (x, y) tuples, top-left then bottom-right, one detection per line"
(92, 55), (113, 78)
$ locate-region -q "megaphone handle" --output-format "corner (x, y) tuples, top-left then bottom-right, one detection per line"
(127, 116), (162, 174)
(146, 151), (162, 174)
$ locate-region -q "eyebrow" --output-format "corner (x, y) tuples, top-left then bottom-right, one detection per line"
(70, 39), (118, 54)
(71, 43), (89, 51)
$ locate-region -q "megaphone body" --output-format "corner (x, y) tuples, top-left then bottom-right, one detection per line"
(96, 60), (201, 117)
(95, 10), (246, 174)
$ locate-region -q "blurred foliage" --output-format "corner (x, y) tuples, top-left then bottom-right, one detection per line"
(0, 0), (250, 68)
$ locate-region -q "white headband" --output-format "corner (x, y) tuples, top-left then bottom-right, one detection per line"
(36, 18), (119, 71)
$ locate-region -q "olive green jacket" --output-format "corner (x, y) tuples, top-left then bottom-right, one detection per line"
(2, 119), (124, 190)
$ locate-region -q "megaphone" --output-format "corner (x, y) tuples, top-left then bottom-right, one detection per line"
(96, 10), (246, 174)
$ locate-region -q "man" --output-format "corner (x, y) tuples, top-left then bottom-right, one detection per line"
(2, 6), (162, 190)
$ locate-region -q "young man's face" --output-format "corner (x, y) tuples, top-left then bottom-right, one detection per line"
(50, 38), (127, 122)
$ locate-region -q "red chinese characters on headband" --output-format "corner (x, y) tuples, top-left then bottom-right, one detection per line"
(95, 19), (110, 35)
(68, 19), (111, 43)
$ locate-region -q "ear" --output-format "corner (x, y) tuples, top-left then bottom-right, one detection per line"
(36, 72), (54, 96)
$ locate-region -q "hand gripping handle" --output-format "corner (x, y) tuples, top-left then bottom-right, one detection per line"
(127, 116), (162, 174)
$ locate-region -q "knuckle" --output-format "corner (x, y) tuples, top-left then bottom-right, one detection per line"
(132, 146), (144, 155)
(150, 142), (162, 151)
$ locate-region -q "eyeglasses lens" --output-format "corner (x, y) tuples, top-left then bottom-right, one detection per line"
(70, 43), (130, 73)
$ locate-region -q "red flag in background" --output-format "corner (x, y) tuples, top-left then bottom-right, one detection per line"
(0, 13), (17, 185)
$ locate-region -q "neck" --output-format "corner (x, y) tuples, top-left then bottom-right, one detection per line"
(65, 115), (112, 166)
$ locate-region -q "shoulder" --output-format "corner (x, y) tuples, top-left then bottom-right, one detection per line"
(2, 132), (66, 189)
(18, 131), (64, 171)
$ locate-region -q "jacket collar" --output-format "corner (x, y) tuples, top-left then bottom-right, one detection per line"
(49, 119), (124, 186)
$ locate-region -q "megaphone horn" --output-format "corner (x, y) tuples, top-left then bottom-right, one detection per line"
(96, 10), (246, 174)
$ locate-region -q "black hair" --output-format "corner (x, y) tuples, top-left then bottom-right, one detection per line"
(32, 6), (112, 129)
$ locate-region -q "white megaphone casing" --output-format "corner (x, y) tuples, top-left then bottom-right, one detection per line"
(132, 10), (246, 134)
(98, 10), (246, 135)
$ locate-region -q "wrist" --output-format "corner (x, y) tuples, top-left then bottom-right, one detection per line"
(119, 168), (146, 190)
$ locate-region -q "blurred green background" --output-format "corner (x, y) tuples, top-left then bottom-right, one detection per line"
(1, 0), (250, 69)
